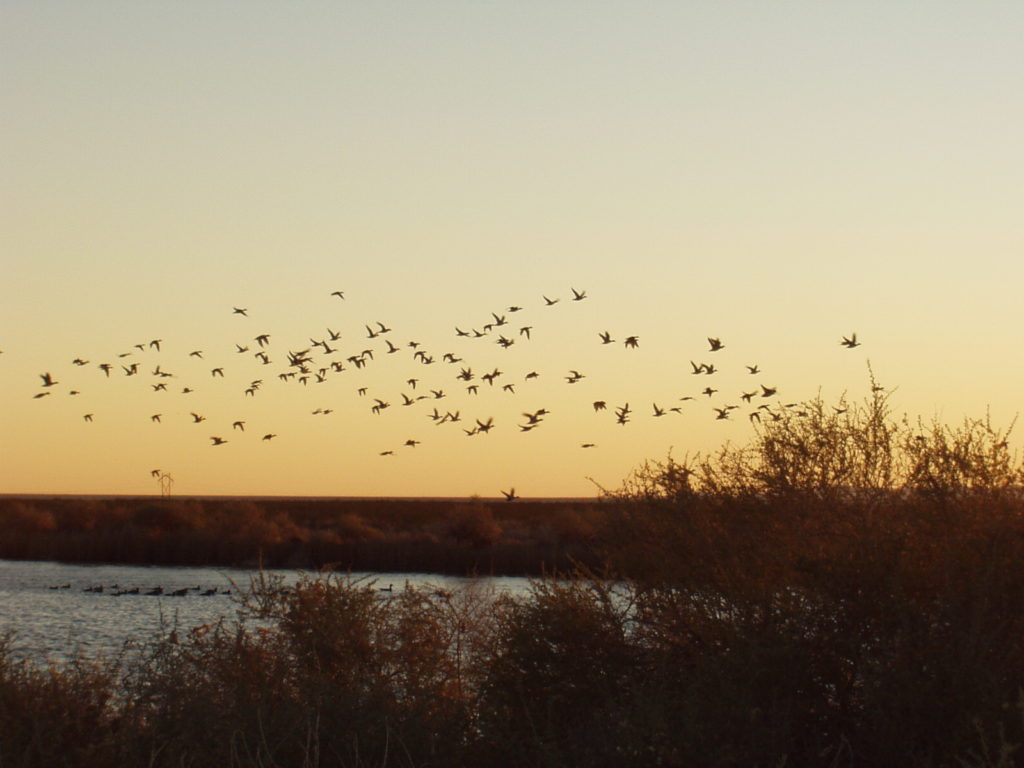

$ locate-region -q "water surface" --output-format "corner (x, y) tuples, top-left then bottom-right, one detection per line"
(0, 559), (529, 664)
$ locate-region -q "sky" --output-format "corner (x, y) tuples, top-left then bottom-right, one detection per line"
(2, 1), (1022, 498)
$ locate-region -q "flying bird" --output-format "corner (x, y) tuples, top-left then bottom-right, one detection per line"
(707, 337), (724, 352)
(840, 333), (861, 348)
(232, 307), (248, 316)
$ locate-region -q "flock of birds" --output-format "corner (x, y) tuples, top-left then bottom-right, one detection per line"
(49, 582), (232, 597)
(25, 287), (864, 496)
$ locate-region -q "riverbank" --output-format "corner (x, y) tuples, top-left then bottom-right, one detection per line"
(0, 495), (604, 575)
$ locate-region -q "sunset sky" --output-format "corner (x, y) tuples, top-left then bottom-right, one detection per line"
(2, 1), (1022, 498)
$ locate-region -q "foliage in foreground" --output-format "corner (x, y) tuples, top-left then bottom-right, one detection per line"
(3, 389), (1024, 767)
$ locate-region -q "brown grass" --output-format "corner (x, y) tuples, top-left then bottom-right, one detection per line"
(3, 388), (1024, 766)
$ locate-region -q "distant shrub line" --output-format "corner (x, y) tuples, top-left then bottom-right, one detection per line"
(0, 497), (603, 575)
(2, 387), (1024, 766)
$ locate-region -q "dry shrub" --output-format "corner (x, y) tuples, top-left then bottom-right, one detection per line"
(1, 501), (57, 533)
(596, 385), (1024, 765)
(447, 500), (502, 548)
(0, 634), (120, 768)
(549, 505), (596, 545)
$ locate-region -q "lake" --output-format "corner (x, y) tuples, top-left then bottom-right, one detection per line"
(0, 559), (531, 664)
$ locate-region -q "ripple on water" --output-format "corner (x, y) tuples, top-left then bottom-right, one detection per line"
(0, 559), (528, 664)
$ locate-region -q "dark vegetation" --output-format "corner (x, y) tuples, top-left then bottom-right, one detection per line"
(3, 389), (1024, 766)
(0, 495), (601, 575)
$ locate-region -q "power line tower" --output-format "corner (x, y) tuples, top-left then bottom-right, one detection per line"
(154, 471), (173, 499)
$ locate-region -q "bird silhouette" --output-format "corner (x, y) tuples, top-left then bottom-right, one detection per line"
(707, 337), (724, 352)
(571, 287), (587, 301)
(624, 336), (639, 349)
(840, 333), (861, 348)
(210, 436), (228, 445)
(501, 487), (518, 501)
(232, 307), (248, 316)
(39, 372), (59, 387)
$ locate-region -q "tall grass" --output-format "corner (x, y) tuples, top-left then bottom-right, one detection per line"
(2, 389), (1023, 766)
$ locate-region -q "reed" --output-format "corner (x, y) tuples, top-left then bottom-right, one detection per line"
(2, 389), (1023, 766)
